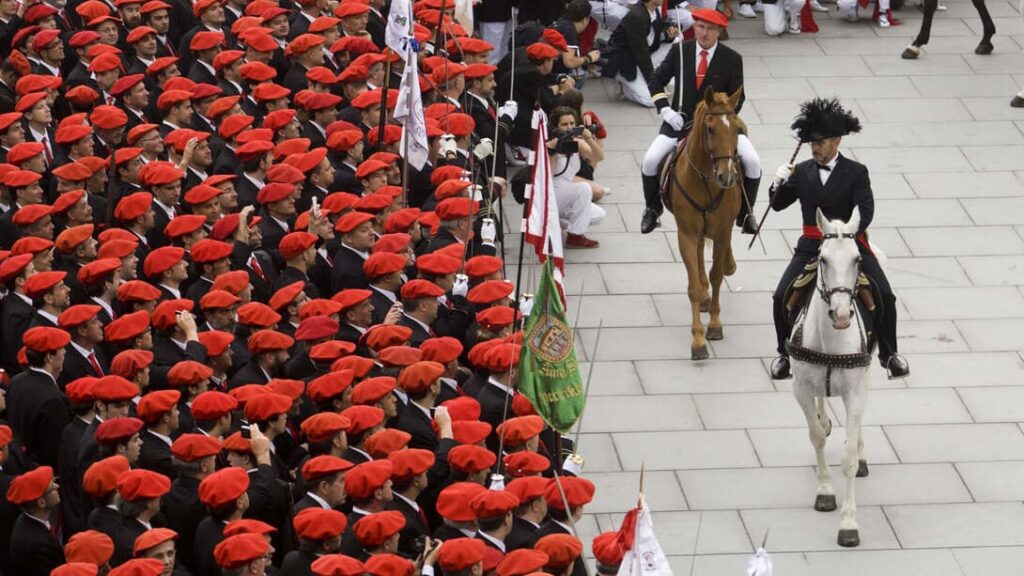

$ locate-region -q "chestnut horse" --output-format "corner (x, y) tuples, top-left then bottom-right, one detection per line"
(665, 87), (744, 360)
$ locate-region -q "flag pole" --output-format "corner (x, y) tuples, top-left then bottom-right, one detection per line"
(399, 16), (415, 209)
(569, 316), (599, 457)
(377, 60), (391, 152)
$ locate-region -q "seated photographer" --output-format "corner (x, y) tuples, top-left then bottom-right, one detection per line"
(602, 0), (679, 107)
(547, 106), (606, 249)
(552, 0), (603, 89)
(559, 88), (607, 180)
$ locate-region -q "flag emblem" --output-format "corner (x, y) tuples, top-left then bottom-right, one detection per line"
(526, 314), (572, 363)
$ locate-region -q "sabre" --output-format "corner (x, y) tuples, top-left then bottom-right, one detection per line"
(747, 138), (802, 251)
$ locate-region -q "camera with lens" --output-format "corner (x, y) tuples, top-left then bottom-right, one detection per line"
(552, 128), (581, 155)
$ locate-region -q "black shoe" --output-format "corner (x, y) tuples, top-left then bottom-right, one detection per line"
(640, 208), (662, 234)
(1012, 96), (1024, 108)
(770, 355), (791, 379)
(738, 213), (758, 235)
(884, 354), (910, 379)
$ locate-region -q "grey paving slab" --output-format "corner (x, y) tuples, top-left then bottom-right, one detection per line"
(851, 120), (1024, 148)
(962, 198), (1024, 226)
(900, 226), (1024, 256)
(740, 507), (899, 551)
(613, 430), (760, 471)
(911, 73), (1021, 97)
(894, 320), (970, 354)
(962, 96), (1024, 120)
(885, 423), (1024, 462)
(747, 425), (899, 467)
(954, 547), (1024, 576)
(652, 291), (775, 327)
(884, 502), (1024, 548)
(901, 351), (1024, 387)
(574, 361), (644, 396)
(565, 294), (662, 328)
(868, 199), (974, 228)
(857, 97), (974, 123)
(956, 318), (1024, 351)
(828, 388), (973, 426)
(957, 386), (1024, 422)
(899, 286), (1024, 320)
(587, 471), (688, 513)
(575, 433), (622, 472)
(577, 326), (694, 361)
(809, 75), (922, 99)
(905, 171), (1024, 198)
(956, 461), (1024, 501)
(694, 549), (965, 576)
(599, 262), (688, 294)
(962, 144), (1024, 171)
(883, 257), (973, 288)
(865, 54), (974, 76)
(635, 358), (773, 394)
(693, 391), (809, 429)
(577, 394), (702, 432)
(850, 146), (973, 173)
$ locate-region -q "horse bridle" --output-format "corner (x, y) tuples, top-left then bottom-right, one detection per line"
(816, 232), (860, 306)
(686, 110), (740, 183)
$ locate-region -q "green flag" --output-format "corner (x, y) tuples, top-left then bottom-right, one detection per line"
(518, 259), (585, 434)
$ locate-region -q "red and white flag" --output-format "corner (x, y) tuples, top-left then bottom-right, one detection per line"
(617, 497), (672, 576)
(522, 109), (565, 291)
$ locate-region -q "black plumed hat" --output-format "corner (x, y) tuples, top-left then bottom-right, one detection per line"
(790, 97), (861, 143)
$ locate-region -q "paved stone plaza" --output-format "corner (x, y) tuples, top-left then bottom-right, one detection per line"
(508, 2), (1024, 573)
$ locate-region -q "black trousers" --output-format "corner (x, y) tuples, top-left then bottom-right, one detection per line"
(772, 239), (899, 362)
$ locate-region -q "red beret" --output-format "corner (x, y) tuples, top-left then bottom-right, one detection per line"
(438, 538), (487, 572)
(399, 279), (444, 300)
(65, 530), (116, 565)
(437, 112), (474, 137)
(365, 554), (415, 576)
(452, 420), (491, 445)
(312, 555), (366, 576)
(126, 25), (157, 44)
(191, 390), (238, 420)
(6, 142), (45, 166)
(165, 361), (211, 389)
(335, 1), (370, 17)
(91, 105), (129, 130)
(442, 396), (481, 422)
(497, 549), (549, 576)
(137, 390), (181, 423)
(299, 299), (343, 320)
(3, 169), (42, 187)
(365, 428), (411, 458)
(65, 377), (98, 405)
(115, 192), (153, 221)
(354, 511), (405, 548)
(448, 444), (496, 474)
(306, 368), (355, 401)
(362, 324), (413, 352)
(476, 306), (520, 331)
(301, 411), (352, 442)
(397, 361), (444, 394)
(170, 433), (222, 461)
(83, 455), (129, 497)
(526, 42), (559, 62)
(151, 298), (194, 331)
(257, 182), (295, 205)
(164, 214), (206, 239)
(350, 376), (395, 406)
(535, 534), (583, 569)
(238, 302), (282, 328)
(58, 304), (102, 329)
(109, 349), (153, 379)
(543, 476), (595, 509)
(388, 448), (435, 479)
(116, 281), (161, 303)
(244, 392), (293, 422)
(95, 416), (144, 446)
(11, 203), (52, 228)
(144, 246), (185, 278)
(433, 179), (471, 201)
(295, 316), (340, 342)
(209, 271), (250, 295)
(268, 281), (305, 313)
(362, 252), (405, 280)
(214, 534), (269, 570)
(22, 326), (71, 353)
(591, 532), (627, 568)
(301, 454), (355, 481)
(190, 30), (225, 51)
(691, 7), (729, 27)
(191, 238), (233, 265)
(109, 73), (144, 97)
(496, 415), (544, 446)
(279, 231), (318, 261)
(294, 508), (348, 541)
(470, 489), (519, 520)
(200, 289), (242, 311)
(541, 29), (568, 51)
(339, 404), (385, 435)
(184, 183), (222, 206)
(416, 253), (460, 277)
(464, 255), (504, 281)
(6, 465), (54, 504)
(104, 311), (150, 343)
(503, 451), (550, 477)
(437, 482), (488, 522)
(127, 124), (159, 145)
(467, 280), (515, 305)
(327, 129), (363, 152)
(133, 528), (177, 555)
(117, 468), (170, 501)
(156, 89), (192, 111)
(223, 519), (277, 537)
(138, 162), (185, 188)
(377, 346), (421, 369)
(373, 234), (412, 256)
(343, 460), (394, 500)
(199, 467), (250, 508)
(335, 211), (376, 234)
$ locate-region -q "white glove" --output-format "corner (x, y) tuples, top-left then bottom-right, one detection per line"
(562, 452), (585, 476)
(480, 218), (496, 244)
(773, 163), (794, 186)
(487, 473), (505, 491)
(499, 100), (518, 121)
(452, 274), (469, 297)
(659, 107), (685, 131)
(439, 134), (457, 158)
(469, 184), (484, 202)
(519, 294), (534, 316)
(472, 138), (494, 161)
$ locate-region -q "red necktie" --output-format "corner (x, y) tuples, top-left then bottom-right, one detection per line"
(249, 255), (266, 281)
(417, 506), (428, 527)
(697, 50), (709, 90)
(486, 104), (496, 119)
(40, 136), (53, 165)
(106, 93), (114, 106)
(88, 352), (103, 375)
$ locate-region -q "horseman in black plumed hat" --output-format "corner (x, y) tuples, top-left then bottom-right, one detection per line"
(767, 97), (910, 381)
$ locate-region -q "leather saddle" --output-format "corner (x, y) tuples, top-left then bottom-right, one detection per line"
(783, 258), (881, 348)
(658, 136), (689, 213)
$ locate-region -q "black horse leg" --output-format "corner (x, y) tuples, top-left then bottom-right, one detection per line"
(912, 0), (937, 47)
(972, 0), (996, 54)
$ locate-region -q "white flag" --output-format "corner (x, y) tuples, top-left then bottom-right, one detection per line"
(522, 109), (565, 288)
(617, 499), (673, 576)
(746, 548), (773, 576)
(453, 0), (474, 37)
(385, 0), (413, 60)
(393, 44), (429, 170)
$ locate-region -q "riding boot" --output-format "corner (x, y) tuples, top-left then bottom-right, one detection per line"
(640, 174), (663, 234)
(737, 176), (761, 234)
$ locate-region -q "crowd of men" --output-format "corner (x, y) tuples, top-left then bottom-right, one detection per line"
(0, 0), (642, 574)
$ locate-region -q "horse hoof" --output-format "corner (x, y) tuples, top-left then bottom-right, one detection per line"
(857, 460), (869, 477)
(691, 345), (710, 361)
(814, 494), (837, 512)
(700, 301), (710, 313)
(837, 529), (860, 548)
(900, 46), (920, 59)
(706, 326), (723, 340)
(975, 41), (994, 55)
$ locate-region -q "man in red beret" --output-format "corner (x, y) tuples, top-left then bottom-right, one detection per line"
(5, 327), (71, 466)
(137, 389), (182, 478)
(6, 466), (64, 575)
(149, 300), (207, 391)
(504, 477), (551, 550)
(331, 212), (376, 292)
(638, 8), (757, 236)
(58, 303), (109, 387)
(165, 433), (222, 572)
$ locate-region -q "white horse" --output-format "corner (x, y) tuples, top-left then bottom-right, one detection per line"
(788, 208), (874, 548)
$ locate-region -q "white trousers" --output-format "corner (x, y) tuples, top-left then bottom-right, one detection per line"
(665, 0), (719, 31)
(763, 0), (805, 35)
(837, 0), (889, 13)
(615, 42), (674, 108)
(555, 180), (606, 234)
(590, 0), (632, 29)
(641, 132), (761, 178)
(479, 21), (511, 65)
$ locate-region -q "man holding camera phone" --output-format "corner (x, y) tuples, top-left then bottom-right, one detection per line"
(638, 9), (763, 236)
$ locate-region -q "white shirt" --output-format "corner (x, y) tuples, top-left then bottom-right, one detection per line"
(306, 491), (331, 510)
(148, 429), (173, 447)
(70, 340), (96, 363)
(160, 284), (182, 299)
(478, 531), (506, 552)
(818, 152), (840, 185)
(401, 312), (432, 335)
(487, 377), (514, 396)
(342, 244), (369, 260)
(154, 199), (176, 219)
(370, 285), (396, 303)
(394, 492), (420, 512)
(37, 310), (59, 326)
(91, 297), (114, 319)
